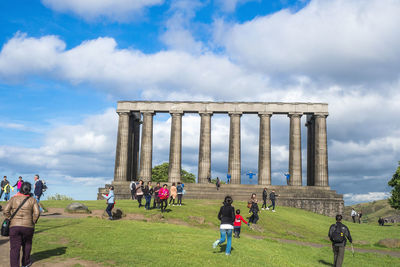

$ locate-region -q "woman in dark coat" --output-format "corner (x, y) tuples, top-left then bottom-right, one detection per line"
(212, 195), (235, 255)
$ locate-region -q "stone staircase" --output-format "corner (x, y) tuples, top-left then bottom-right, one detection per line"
(98, 181), (343, 217)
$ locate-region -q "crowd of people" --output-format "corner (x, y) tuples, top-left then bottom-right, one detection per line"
(2, 174), (46, 267)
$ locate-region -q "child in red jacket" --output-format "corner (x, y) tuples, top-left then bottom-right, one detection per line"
(234, 209), (249, 238)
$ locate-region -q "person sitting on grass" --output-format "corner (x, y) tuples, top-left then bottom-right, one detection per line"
(233, 209), (249, 238)
(158, 184), (170, 213)
(102, 186), (115, 220)
(248, 201), (259, 224)
(213, 195), (235, 256)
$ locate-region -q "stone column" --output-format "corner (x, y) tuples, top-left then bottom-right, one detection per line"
(288, 113), (302, 186)
(129, 112), (141, 181)
(114, 111), (131, 182)
(306, 115), (315, 186)
(198, 112), (212, 184)
(168, 111), (184, 183)
(258, 113), (272, 185)
(139, 111), (154, 182)
(314, 113), (329, 187)
(228, 112), (242, 184)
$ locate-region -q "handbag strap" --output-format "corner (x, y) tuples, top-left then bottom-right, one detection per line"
(9, 196), (31, 220)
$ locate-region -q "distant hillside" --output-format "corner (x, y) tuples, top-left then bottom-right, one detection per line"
(344, 199), (400, 224)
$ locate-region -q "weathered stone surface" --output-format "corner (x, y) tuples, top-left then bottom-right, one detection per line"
(102, 208), (125, 220)
(66, 203), (91, 214)
(378, 238), (400, 248)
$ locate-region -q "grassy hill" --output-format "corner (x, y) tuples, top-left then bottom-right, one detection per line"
(2, 199), (399, 266)
(344, 199), (400, 224)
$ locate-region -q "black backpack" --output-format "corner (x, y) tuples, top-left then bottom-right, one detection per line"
(331, 224), (345, 243)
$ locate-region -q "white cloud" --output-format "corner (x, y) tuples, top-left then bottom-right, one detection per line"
(215, 0), (400, 83)
(42, 0), (164, 21)
(344, 192), (390, 204)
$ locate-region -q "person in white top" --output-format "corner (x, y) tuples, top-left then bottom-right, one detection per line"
(350, 208), (357, 223)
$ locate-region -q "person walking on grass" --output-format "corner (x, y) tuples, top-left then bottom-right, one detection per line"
(153, 182), (161, 209)
(261, 188), (268, 210)
(249, 201), (260, 224)
(351, 208), (357, 223)
(233, 209), (249, 238)
(33, 175), (44, 213)
(159, 184), (169, 213)
(328, 214), (353, 267)
(4, 181), (14, 201)
(135, 180), (144, 208)
(358, 210), (363, 224)
(1, 176), (9, 199)
(248, 193), (258, 213)
(169, 182), (177, 206)
(4, 182), (40, 267)
(213, 195), (235, 256)
(176, 182), (184, 206)
(13, 176), (24, 193)
(102, 186), (115, 220)
(266, 189), (278, 212)
(144, 181), (153, 210)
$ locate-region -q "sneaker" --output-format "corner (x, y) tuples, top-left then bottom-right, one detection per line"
(108, 217), (113, 220)
(266, 207), (270, 210)
(212, 240), (219, 249)
(272, 210), (276, 212)
(22, 263), (32, 267)
(225, 253), (231, 256)
(262, 208), (265, 210)
(172, 204), (175, 206)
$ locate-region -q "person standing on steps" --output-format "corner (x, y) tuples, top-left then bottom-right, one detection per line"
(226, 174), (231, 184)
(216, 177), (221, 191)
(135, 180), (144, 208)
(169, 182), (177, 206)
(102, 186), (115, 220)
(266, 189), (278, 212)
(328, 214), (353, 267)
(158, 184), (169, 213)
(351, 208), (357, 223)
(153, 182), (161, 209)
(213, 195), (235, 255)
(261, 188), (268, 210)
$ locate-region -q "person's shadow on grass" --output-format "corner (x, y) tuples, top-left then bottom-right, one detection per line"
(318, 260), (333, 266)
(31, 246), (67, 261)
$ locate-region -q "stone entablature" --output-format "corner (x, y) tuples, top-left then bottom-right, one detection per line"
(117, 101), (328, 114)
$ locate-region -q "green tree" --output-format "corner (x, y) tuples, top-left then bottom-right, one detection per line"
(388, 161), (400, 210)
(151, 162), (196, 183)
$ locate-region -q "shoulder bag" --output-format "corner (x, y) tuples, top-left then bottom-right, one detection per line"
(1, 196), (30, 236)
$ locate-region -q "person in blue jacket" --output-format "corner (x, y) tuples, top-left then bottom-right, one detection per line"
(102, 186), (115, 220)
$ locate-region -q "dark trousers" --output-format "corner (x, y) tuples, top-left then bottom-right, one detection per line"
(249, 213), (259, 224)
(161, 199), (168, 212)
(137, 195), (143, 207)
(332, 245), (345, 267)
(177, 194), (183, 205)
(169, 196), (175, 205)
(145, 195), (152, 210)
(0, 189), (3, 198)
(153, 196), (160, 208)
(352, 216), (356, 223)
(268, 199), (275, 210)
(9, 226), (34, 267)
(234, 226), (241, 238)
(106, 203), (114, 218)
(262, 198), (267, 209)
(131, 189), (136, 200)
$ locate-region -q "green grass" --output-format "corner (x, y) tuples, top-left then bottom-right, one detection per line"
(32, 217), (400, 267)
(39, 199), (400, 250)
(344, 199), (400, 224)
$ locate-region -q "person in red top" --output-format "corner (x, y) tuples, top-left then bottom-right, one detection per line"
(158, 184), (170, 213)
(233, 209), (249, 238)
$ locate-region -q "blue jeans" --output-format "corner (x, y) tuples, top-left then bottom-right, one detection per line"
(218, 229), (232, 254)
(4, 193), (10, 201)
(34, 195), (43, 213)
(145, 195), (152, 210)
(106, 203), (114, 218)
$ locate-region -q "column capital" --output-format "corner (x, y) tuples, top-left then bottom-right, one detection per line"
(258, 112), (272, 117)
(314, 112), (329, 117)
(117, 110), (131, 116)
(228, 112), (242, 116)
(141, 110), (155, 115)
(288, 112), (303, 118)
(170, 110), (184, 115)
(199, 111), (213, 116)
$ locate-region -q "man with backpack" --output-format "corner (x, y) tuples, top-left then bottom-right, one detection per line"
(328, 214), (353, 267)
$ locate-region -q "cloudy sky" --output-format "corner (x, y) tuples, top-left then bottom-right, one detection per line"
(0, 0), (399, 204)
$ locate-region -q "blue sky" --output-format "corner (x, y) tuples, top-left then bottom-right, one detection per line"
(0, 0), (399, 204)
